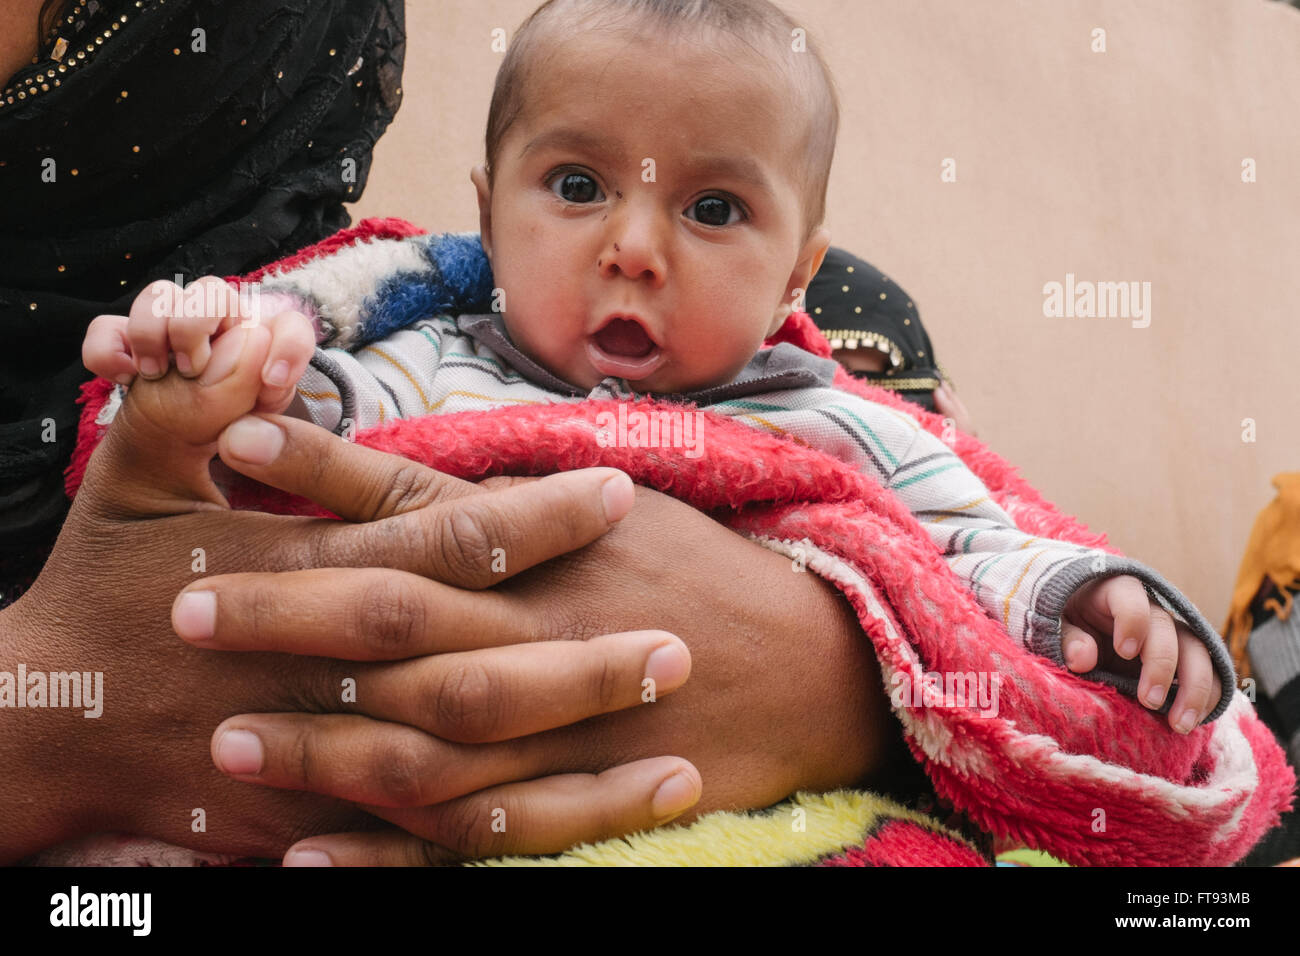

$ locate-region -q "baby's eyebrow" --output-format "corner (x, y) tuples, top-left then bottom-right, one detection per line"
(519, 127), (611, 159)
(679, 153), (773, 194)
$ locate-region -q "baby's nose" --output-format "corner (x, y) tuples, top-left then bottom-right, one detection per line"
(599, 201), (667, 286)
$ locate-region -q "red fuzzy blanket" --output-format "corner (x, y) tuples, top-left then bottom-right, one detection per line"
(63, 219), (1294, 867)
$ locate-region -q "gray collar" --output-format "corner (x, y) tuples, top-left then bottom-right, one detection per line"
(455, 312), (838, 404)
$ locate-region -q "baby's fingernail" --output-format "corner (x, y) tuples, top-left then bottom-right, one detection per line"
(1063, 637), (1086, 668)
(644, 641), (690, 692)
(1174, 709), (1197, 734)
(651, 771), (699, 821)
(1146, 684), (1166, 707)
(174, 590), (216, 642)
(175, 351), (193, 375)
(138, 356), (160, 379)
(214, 729), (263, 775)
(1119, 639), (1138, 658)
(283, 848), (333, 867)
(264, 360), (290, 387)
(224, 416), (285, 465)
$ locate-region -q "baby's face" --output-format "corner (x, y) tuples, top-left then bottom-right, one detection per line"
(472, 26), (829, 393)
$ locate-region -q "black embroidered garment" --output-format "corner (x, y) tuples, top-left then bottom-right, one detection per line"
(0, 0), (405, 597)
(806, 246), (947, 414)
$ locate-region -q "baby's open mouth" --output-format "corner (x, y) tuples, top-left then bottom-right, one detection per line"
(587, 316), (665, 381)
(594, 318), (655, 358)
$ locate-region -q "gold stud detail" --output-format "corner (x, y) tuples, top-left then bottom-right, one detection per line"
(846, 265), (854, 273)
(173, 48), (180, 55)
(814, 307), (822, 314)
(879, 292), (887, 300)
(903, 318), (911, 325)
(841, 284), (849, 292)
(854, 306), (862, 313)
(57, 265), (66, 272)
(70, 168), (78, 175)
(124, 252), (132, 260)
(329, 48), (337, 56)
(132, 145), (140, 152)
(29, 303), (37, 311)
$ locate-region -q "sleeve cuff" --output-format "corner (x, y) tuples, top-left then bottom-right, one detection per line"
(1029, 553), (1235, 724)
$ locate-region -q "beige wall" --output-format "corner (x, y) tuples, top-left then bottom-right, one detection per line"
(350, 0), (1300, 628)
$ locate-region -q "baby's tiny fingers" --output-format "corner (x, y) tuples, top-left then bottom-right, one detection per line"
(166, 277), (240, 376)
(82, 313), (134, 384)
(1138, 607), (1180, 710)
(1060, 621), (1099, 673)
(1167, 626), (1219, 734)
(126, 279), (180, 379)
(256, 311), (315, 412)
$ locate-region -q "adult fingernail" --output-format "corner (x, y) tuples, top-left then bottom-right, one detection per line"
(644, 642), (690, 692)
(600, 472), (634, 523)
(651, 771), (699, 821)
(214, 729), (263, 775)
(138, 356), (161, 379)
(283, 848), (333, 867)
(1119, 639), (1138, 658)
(224, 416), (284, 465)
(174, 590), (216, 642)
(175, 351), (193, 375)
(199, 328), (246, 385)
(1174, 708), (1197, 734)
(264, 360), (290, 387)
(1146, 684), (1166, 707)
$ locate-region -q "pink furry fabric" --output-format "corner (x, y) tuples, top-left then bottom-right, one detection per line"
(60, 218), (1293, 865)
(66, 343), (1293, 865)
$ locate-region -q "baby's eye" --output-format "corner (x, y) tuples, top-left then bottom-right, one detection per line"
(549, 171), (604, 204)
(684, 195), (744, 227)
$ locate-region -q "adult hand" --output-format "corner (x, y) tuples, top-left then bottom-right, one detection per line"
(0, 370), (700, 864)
(197, 411), (895, 865)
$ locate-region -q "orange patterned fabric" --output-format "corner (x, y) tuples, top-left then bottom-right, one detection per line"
(1224, 473), (1300, 679)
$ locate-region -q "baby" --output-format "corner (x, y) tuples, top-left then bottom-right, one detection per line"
(83, 0), (1229, 731)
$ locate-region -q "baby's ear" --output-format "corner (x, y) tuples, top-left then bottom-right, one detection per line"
(470, 164), (494, 261)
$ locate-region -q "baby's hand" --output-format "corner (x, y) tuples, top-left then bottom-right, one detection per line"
(82, 276), (315, 414)
(1060, 574), (1223, 734)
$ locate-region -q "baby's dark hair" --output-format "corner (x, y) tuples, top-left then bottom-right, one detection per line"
(484, 0), (839, 243)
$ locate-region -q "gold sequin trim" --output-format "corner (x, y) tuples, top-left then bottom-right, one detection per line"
(3, 3), (148, 109)
(821, 329), (904, 368)
(870, 377), (941, 391)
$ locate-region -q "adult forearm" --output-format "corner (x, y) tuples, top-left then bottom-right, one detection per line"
(0, 599), (92, 863)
